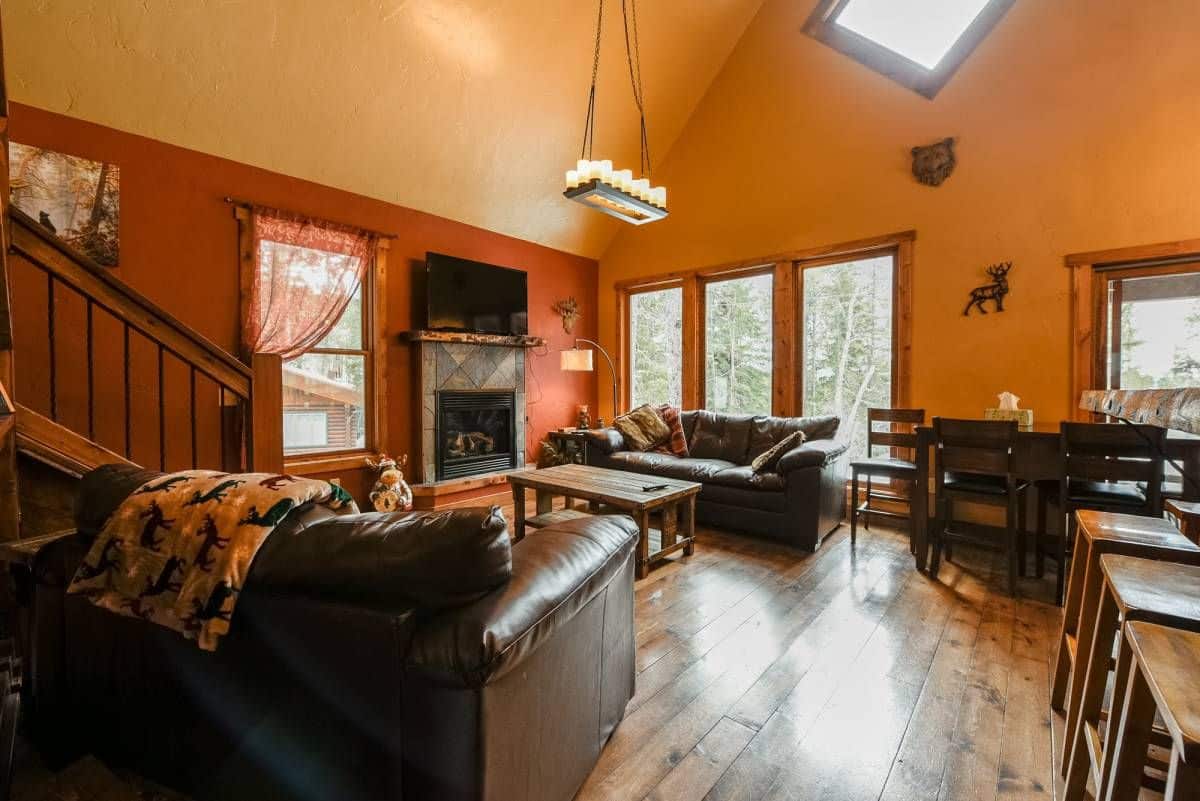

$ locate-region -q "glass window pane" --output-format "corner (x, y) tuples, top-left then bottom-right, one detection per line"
(802, 256), (894, 473)
(1106, 270), (1200, 390)
(314, 284), (364, 350)
(283, 353), (366, 454)
(704, 274), (773, 416)
(835, 0), (991, 70)
(629, 287), (683, 409)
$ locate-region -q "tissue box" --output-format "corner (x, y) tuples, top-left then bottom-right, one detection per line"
(985, 408), (1033, 427)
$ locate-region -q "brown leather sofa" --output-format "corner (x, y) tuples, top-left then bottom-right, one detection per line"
(585, 410), (848, 550)
(28, 465), (638, 801)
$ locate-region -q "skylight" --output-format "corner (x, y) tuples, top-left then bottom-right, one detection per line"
(834, 0), (992, 70)
(803, 0), (1014, 98)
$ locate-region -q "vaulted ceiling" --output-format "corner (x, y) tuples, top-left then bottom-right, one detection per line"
(2, 0), (764, 258)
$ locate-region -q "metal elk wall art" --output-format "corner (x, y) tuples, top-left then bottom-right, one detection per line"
(964, 262), (1012, 316)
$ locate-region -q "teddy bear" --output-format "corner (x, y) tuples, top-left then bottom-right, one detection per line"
(365, 453), (413, 513)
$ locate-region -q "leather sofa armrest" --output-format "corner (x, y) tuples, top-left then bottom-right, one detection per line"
(583, 428), (626, 454)
(778, 438), (849, 474)
(403, 514), (638, 688)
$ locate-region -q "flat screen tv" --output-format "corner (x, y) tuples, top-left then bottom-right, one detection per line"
(426, 252), (529, 335)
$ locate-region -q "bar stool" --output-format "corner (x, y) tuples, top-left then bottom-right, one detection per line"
(1103, 621), (1200, 801)
(1062, 556), (1200, 801)
(929, 418), (1027, 595)
(849, 408), (924, 547)
(1167, 498), (1200, 545)
(1051, 510), (1200, 726)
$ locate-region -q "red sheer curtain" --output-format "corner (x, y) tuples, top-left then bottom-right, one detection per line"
(242, 206), (377, 359)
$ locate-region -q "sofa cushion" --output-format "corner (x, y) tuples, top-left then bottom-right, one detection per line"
(613, 404), (671, 451)
(583, 428), (626, 455)
(699, 483), (789, 513)
(248, 506), (513, 611)
(751, 430), (806, 474)
(604, 452), (734, 482)
(748, 415), (840, 461)
(74, 464), (168, 541)
(689, 411), (756, 464)
(656, 404), (689, 457)
(709, 466), (786, 492)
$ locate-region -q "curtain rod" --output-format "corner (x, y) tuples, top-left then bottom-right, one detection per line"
(222, 196), (398, 240)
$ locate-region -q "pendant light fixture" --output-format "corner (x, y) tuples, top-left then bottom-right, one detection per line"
(564, 0), (668, 225)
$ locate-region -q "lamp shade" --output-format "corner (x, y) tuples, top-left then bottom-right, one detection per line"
(560, 348), (594, 372)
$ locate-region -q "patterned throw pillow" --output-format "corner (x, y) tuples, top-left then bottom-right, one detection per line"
(613, 404), (672, 452)
(750, 430), (806, 474)
(656, 404), (689, 457)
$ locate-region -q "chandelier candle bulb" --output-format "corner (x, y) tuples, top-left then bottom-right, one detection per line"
(565, 169), (580, 188)
(632, 178), (650, 200)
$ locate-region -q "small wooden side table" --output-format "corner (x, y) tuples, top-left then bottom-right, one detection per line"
(543, 429), (592, 467)
(1104, 621), (1200, 801)
(1167, 498), (1200, 545)
(1051, 511), (1200, 739)
(1062, 556), (1200, 801)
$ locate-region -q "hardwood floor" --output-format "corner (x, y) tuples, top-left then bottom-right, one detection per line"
(566, 512), (1065, 801)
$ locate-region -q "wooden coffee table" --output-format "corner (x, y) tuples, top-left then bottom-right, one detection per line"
(508, 463), (701, 579)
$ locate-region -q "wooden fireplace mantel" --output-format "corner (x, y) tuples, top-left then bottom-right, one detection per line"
(400, 330), (546, 348)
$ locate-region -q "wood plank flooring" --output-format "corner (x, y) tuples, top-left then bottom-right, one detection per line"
(549, 502), (1066, 801)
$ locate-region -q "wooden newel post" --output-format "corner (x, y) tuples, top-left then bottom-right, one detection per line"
(250, 353), (284, 473)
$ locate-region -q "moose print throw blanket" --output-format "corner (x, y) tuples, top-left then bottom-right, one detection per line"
(67, 470), (358, 650)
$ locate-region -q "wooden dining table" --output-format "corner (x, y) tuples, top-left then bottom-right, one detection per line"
(909, 421), (1200, 571)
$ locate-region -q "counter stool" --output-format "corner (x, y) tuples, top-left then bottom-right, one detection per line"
(1103, 621), (1200, 801)
(1062, 556), (1200, 801)
(1167, 498), (1200, 546)
(1051, 510), (1200, 721)
(849, 408), (924, 548)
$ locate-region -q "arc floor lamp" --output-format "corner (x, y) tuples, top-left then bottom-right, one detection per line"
(560, 338), (620, 427)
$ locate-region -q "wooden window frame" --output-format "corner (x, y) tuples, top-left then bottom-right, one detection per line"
(616, 231), (913, 418)
(1067, 238), (1200, 421)
(618, 279), (688, 414)
(803, 0), (1015, 99)
(235, 207), (389, 474)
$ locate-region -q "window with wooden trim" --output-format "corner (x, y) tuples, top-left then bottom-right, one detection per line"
(617, 233), (912, 461)
(703, 272), (773, 416)
(799, 251), (897, 471)
(803, 0), (1014, 99)
(235, 205), (389, 466)
(1100, 265), (1200, 391)
(627, 285), (683, 409)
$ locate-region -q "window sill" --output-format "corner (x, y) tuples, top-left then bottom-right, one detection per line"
(284, 450), (374, 476)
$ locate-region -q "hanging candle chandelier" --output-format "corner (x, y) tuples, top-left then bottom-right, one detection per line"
(564, 0), (668, 225)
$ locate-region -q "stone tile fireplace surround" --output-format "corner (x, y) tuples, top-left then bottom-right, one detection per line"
(408, 331), (545, 484)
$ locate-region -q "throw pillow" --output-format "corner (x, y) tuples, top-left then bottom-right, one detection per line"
(750, 430), (806, 474)
(613, 404), (672, 452)
(656, 404), (689, 457)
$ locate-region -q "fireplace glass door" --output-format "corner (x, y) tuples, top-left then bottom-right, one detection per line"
(436, 391), (517, 480)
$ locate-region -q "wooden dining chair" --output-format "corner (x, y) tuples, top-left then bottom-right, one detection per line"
(1047, 422), (1166, 604)
(930, 417), (1028, 595)
(849, 408), (925, 546)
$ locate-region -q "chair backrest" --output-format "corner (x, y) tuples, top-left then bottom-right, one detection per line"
(932, 417), (1017, 478)
(1060, 422), (1165, 509)
(866, 408), (925, 460)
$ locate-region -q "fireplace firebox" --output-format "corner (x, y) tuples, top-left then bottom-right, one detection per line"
(436, 390), (517, 480)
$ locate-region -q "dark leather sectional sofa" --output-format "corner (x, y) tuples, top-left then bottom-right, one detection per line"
(586, 410), (849, 550)
(29, 465), (638, 801)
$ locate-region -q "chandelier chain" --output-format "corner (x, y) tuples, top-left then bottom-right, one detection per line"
(580, 0), (604, 160)
(621, 0), (650, 179)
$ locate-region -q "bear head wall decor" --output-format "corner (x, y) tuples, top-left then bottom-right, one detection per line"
(911, 137), (957, 187)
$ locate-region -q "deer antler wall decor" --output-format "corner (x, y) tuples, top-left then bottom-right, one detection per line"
(553, 297), (580, 333)
(964, 262), (1012, 316)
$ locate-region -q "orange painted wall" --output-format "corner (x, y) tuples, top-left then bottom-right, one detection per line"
(9, 103), (598, 502)
(598, 0), (1200, 424)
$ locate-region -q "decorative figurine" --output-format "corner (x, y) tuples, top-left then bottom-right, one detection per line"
(911, 137), (957, 187)
(365, 453), (413, 512)
(577, 404), (591, 430)
(964, 262), (1012, 316)
(553, 297), (580, 334)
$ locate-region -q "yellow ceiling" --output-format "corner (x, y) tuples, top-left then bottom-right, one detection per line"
(2, 0), (763, 258)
